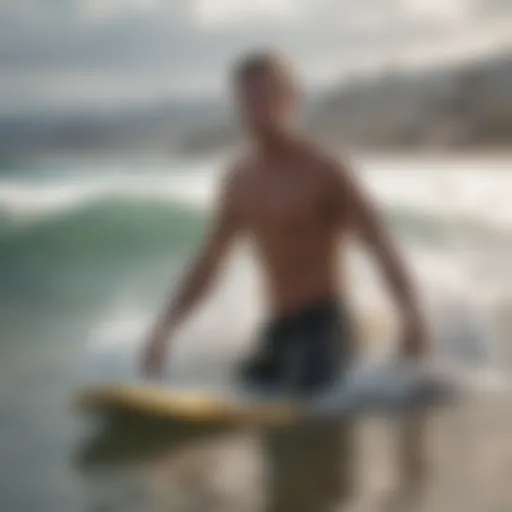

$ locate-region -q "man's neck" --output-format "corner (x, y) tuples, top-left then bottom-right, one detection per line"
(254, 130), (302, 162)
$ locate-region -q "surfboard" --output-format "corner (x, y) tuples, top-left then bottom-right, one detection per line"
(75, 383), (304, 425)
(75, 358), (467, 426)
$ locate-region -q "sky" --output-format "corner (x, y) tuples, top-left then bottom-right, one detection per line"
(1, 0), (511, 115)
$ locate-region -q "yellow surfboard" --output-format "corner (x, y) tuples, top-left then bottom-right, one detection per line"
(75, 384), (305, 425)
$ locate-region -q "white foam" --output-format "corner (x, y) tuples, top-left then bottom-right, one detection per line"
(361, 158), (512, 233)
(311, 358), (510, 416)
(1, 156), (512, 232)
(0, 171), (216, 220)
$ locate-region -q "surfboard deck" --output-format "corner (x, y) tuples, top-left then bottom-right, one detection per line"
(75, 359), (465, 427)
(75, 383), (305, 425)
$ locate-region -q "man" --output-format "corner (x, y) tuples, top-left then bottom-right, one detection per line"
(142, 51), (429, 510)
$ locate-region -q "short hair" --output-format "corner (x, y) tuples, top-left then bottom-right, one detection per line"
(232, 50), (296, 88)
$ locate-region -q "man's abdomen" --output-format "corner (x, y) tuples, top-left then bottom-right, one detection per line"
(261, 246), (342, 317)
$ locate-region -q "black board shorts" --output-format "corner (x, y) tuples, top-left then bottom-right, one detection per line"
(240, 298), (353, 398)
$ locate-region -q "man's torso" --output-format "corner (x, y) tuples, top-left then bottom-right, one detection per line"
(230, 143), (350, 316)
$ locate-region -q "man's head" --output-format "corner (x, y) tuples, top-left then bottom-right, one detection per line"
(232, 51), (300, 139)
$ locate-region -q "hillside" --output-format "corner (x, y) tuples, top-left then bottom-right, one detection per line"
(1, 51), (511, 159)
(179, 52), (512, 153)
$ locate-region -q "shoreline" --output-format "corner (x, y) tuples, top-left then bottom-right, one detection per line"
(2, 146), (512, 169)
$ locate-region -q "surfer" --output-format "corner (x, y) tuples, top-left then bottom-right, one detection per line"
(142, 51), (429, 510)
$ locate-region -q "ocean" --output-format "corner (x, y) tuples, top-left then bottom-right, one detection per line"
(0, 153), (511, 511)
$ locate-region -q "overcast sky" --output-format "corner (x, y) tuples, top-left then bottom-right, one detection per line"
(1, 0), (511, 115)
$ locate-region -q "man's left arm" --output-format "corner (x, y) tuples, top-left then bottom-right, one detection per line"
(326, 157), (429, 358)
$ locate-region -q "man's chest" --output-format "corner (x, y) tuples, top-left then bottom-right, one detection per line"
(237, 170), (329, 230)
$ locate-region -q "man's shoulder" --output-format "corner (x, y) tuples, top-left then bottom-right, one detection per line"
(221, 152), (255, 196)
(299, 139), (352, 181)
(227, 151), (255, 175)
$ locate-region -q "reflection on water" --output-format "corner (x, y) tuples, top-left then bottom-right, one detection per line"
(75, 394), (512, 512)
(77, 414), (239, 511)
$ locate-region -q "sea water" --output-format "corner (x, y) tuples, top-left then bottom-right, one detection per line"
(1, 153), (511, 511)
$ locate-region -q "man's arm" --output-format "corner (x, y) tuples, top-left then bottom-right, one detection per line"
(326, 156), (429, 357)
(142, 170), (242, 376)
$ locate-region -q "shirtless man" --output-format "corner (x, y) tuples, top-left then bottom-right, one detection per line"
(142, 51), (429, 510)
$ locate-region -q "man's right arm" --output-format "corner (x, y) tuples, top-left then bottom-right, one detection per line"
(142, 169), (243, 377)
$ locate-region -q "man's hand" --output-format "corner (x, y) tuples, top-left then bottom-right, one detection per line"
(141, 323), (172, 378)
